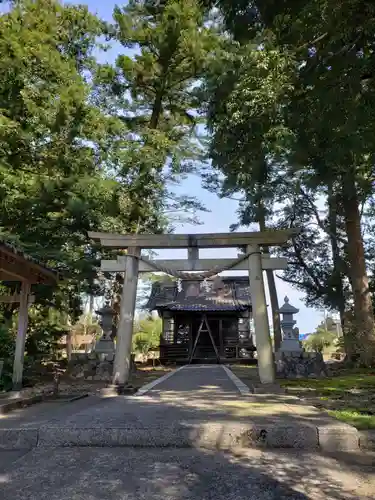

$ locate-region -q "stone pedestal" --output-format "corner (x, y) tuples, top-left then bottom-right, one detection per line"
(275, 351), (327, 378)
(95, 338), (115, 358)
(68, 352), (114, 382)
(67, 351), (137, 383)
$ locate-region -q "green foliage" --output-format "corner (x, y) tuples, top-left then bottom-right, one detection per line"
(201, 0), (375, 364)
(0, 321), (15, 390)
(328, 409), (375, 430)
(0, 304), (70, 389)
(94, 0), (216, 228)
(303, 315), (340, 353)
(71, 313), (101, 340)
(0, 0), (211, 350)
(0, 0), (129, 311)
(281, 367), (375, 429)
(132, 315), (162, 355)
(303, 329), (338, 353)
(0, 1), (220, 386)
(24, 307), (68, 362)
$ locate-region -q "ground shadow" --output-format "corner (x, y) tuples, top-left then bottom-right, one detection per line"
(0, 445), (370, 499)
(0, 366), (374, 498)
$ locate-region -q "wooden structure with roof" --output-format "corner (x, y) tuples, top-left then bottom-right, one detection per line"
(0, 241), (58, 390)
(147, 276), (255, 362)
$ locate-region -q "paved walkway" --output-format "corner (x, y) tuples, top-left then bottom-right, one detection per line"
(0, 365), (361, 451)
(0, 366), (374, 499)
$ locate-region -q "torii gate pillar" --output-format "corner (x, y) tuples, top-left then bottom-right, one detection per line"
(247, 244), (275, 383)
(112, 247), (140, 391)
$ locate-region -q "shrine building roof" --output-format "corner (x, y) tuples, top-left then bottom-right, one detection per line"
(146, 276), (251, 313)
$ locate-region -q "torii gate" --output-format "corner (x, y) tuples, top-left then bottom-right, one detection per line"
(89, 229), (298, 390)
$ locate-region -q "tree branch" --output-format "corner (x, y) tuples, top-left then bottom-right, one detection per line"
(291, 238), (325, 294)
(299, 186), (347, 245)
(297, 32), (328, 50)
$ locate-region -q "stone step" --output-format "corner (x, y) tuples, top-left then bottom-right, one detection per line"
(0, 420), (363, 452)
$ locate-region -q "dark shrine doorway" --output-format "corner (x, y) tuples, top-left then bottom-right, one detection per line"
(174, 312), (239, 362)
(191, 315), (220, 359)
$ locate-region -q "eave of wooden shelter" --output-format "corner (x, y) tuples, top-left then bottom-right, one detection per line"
(0, 241), (58, 391)
(0, 242), (58, 285)
(88, 229), (299, 249)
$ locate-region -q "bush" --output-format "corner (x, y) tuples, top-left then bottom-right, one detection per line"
(132, 316), (162, 355)
(0, 306), (69, 390)
(0, 322), (15, 390)
(25, 307), (68, 363)
(303, 328), (337, 353)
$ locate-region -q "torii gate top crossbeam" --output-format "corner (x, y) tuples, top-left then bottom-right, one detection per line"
(88, 229), (298, 249)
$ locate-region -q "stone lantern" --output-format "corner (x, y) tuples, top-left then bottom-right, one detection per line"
(278, 296), (302, 352)
(275, 296), (326, 378)
(95, 303), (115, 357)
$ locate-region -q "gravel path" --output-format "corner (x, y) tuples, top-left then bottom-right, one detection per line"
(0, 446), (374, 499)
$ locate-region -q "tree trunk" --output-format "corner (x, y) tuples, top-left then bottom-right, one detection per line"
(149, 92), (163, 129)
(111, 274), (123, 340)
(258, 207), (282, 351)
(266, 268), (282, 350)
(89, 294), (94, 315)
(66, 332), (72, 361)
(327, 183), (355, 359)
(341, 169), (375, 365)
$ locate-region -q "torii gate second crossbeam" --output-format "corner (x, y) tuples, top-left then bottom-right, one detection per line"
(89, 229), (298, 391)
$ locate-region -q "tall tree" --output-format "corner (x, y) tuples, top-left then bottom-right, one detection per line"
(91, 0), (219, 324)
(94, 0), (217, 229)
(0, 0), (167, 323)
(202, 1), (375, 365)
(201, 38), (293, 350)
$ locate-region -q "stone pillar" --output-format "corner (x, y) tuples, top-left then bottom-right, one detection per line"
(12, 281), (31, 391)
(238, 310), (252, 359)
(278, 297), (302, 352)
(112, 247), (140, 390)
(247, 244), (275, 384)
(188, 246), (199, 270)
(238, 310), (250, 340)
(162, 311), (175, 343)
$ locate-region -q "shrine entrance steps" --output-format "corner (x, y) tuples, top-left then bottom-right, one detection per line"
(0, 365), (362, 452)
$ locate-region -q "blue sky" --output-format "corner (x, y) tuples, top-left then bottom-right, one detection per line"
(12, 0), (324, 333)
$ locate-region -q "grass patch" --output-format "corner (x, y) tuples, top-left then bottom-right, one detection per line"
(327, 409), (375, 430)
(231, 365), (375, 429)
(280, 368), (375, 429)
(229, 365), (259, 390)
(280, 370), (375, 398)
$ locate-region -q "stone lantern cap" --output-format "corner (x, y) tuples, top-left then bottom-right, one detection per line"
(278, 296), (299, 314)
(95, 304), (115, 317)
